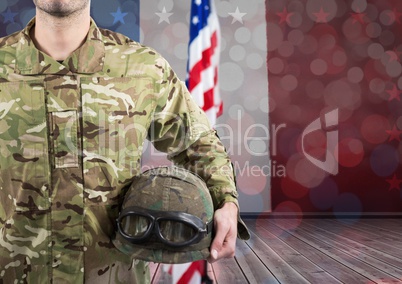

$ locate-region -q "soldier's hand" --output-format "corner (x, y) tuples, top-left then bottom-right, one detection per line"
(208, 202), (238, 263)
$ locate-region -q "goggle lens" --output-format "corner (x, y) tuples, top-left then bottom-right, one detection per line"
(159, 220), (197, 243)
(120, 215), (150, 238)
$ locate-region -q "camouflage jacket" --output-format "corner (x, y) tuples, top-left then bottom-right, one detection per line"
(0, 18), (248, 283)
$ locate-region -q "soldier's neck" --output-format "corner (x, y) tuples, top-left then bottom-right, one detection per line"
(31, 8), (91, 61)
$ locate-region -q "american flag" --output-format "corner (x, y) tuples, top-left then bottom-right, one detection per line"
(162, 1), (221, 283)
(186, 0), (222, 126)
(163, 260), (210, 284)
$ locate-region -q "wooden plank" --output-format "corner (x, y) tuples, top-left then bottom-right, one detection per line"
(340, 218), (402, 237)
(247, 222), (339, 283)
(250, 219), (375, 284)
(358, 219), (402, 234)
(249, 230), (310, 283)
(310, 219), (402, 254)
(300, 219), (402, 278)
(270, 219), (402, 283)
(211, 256), (248, 283)
(149, 218), (402, 284)
(235, 238), (280, 284)
(333, 219), (402, 248)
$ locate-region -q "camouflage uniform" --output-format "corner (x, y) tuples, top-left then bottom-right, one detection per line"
(0, 18), (249, 283)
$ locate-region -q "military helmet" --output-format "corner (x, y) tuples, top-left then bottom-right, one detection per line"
(113, 166), (214, 264)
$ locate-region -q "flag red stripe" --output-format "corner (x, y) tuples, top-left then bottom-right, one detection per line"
(202, 66), (219, 111)
(188, 30), (218, 91)
(203, 89), (214, 111)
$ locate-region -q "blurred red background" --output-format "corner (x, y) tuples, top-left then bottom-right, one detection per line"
(267, 0), (402, 216)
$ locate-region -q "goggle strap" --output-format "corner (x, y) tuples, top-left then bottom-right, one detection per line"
(128, 235), (212, 252)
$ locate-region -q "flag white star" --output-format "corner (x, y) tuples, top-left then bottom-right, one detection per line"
(156, 7), (173, 24)
(192, 15), (199, 25)
(195, 0), (202, 5)
(228, 7), (247, 24)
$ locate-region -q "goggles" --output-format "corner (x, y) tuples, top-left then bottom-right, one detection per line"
(116, 206), (214, 248)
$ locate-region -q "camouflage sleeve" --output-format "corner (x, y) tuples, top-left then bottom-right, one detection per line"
(148, 58), (250, 240)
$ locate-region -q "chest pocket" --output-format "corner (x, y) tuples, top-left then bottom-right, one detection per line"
(80, 76), (156, 205)
(0, 80), (50, 213)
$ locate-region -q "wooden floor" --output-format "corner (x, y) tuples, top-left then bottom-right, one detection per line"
(150, 218), (402, 283)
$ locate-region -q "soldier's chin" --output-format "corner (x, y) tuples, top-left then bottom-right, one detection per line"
(36, 3), (86, 18)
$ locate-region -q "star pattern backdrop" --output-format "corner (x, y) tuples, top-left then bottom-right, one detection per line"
(0, 0), (139, 41)
(1, 0), (272, 215)
(0, 0), (35, 36)
(3, 0), (401, 216)
(267, 0), (402, 216)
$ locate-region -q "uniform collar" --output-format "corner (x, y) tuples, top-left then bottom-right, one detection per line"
(15, 17), (105, 75)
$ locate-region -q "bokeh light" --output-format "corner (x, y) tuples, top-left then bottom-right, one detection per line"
(347, 67), (364, 83)
(336, 138), (365, 167)
(286, 154), (327, 188)
(268, 0), (402, 215)
(360, 115), (391, 144)
(266, 23), (284, 51)
(310, 59), (328, 75)
(310, 177), (339, 210)
(220, 62), (245, 92)
(370, 144), (399, 177)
